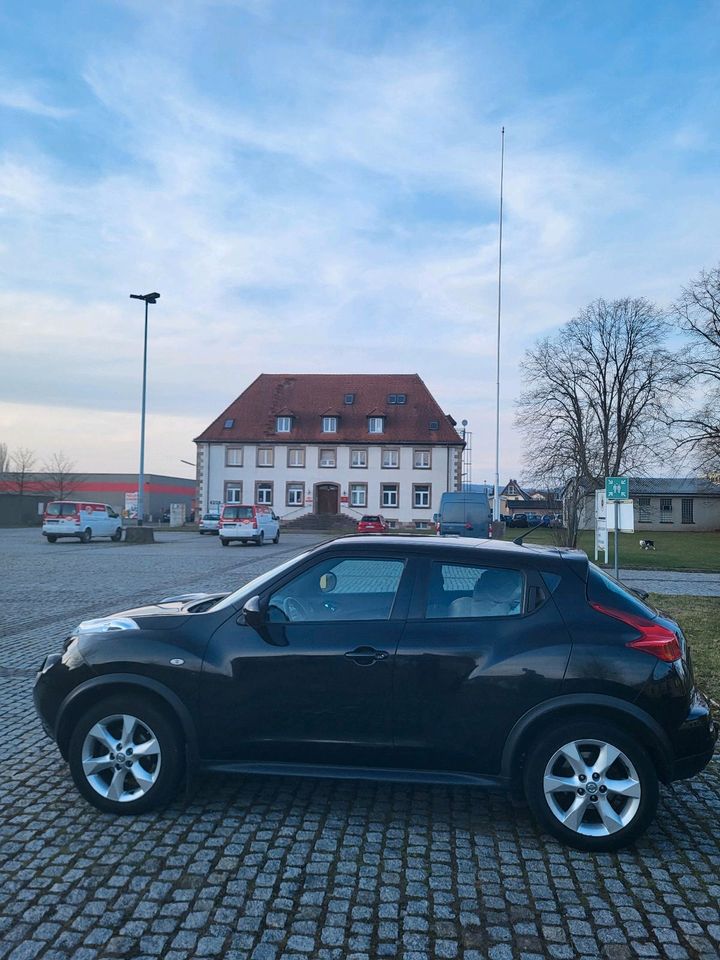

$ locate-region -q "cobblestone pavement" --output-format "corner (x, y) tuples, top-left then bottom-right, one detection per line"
(2, 529), (720, 960)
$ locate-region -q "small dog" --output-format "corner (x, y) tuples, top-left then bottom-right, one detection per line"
(639, 539), (656, 550)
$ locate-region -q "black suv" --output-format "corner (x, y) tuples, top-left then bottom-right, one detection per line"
(34, 536), (717, 851)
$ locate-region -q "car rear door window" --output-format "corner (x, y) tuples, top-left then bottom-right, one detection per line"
(268, 558), (405, 622)
(426, 562), (524, 619)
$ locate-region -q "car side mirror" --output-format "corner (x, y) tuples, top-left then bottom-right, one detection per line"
(630, 587), (650, 601)
(242, 595), (264, 629)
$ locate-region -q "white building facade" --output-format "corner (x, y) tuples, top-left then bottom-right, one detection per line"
(194, 374), (465, 528)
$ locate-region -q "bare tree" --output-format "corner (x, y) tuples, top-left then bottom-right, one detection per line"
(40, 452), (83, 501)
(7, 447), (37, 497)
(671, 264), (720, 473)
(516, 298), (676, 543)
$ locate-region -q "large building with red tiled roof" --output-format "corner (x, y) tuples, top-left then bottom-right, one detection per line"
(193, 374), (465, 526)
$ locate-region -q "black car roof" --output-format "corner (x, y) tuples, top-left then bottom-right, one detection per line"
(316, 534), (587, 573)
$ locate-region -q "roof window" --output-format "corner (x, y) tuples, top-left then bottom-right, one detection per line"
(344, 393), (355, 405)
(223, 418), (235, 429)
(429, 419), (439, 431)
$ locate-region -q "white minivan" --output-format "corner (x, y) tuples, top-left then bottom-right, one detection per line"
(42, 501), (123, 544)
(218, 504), (280, 546)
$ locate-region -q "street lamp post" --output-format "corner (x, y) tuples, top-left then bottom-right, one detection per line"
(129, 292), (160, 526)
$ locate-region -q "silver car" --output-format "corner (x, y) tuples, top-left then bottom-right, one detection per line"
(198, 513), (220, 534)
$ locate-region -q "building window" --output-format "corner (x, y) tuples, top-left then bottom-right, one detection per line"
(256, 482), (273, 505)
(286, 483), (304, 506)
(350, 483), (367, 508)
(414, 448), (431, 469)
(256, 447), (274, 468)
(322, 416), (338, 433)
(414, 520), (432, 530)
(428, 419), (439, 431)
(223, 418), (235, 429)
(638, 496), (651, 523)
(276, 416), (292, 433)
(319, 448), (337, 468)
(350, 449), (367, 468)
(226, 446), (243, 467)
(224, 483), (243, 503)
(368, 416), (384, 434)
(381, 483), (399, 508)
(660, 497), (673, 523)
(287, 447), (305, 468)
(413, 484), (431, 508)
(344, 393), (355, 405)
(681, 498), (694, 524)
(382, 448), (399, 469)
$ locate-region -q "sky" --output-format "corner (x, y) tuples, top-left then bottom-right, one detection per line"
(0, 0), (718, 484)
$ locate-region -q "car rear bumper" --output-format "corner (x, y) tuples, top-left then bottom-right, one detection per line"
(669, 689), (718, 781)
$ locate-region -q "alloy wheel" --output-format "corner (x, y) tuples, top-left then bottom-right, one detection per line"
(81, 713), (162, 802)
(542, 738), (641, 837)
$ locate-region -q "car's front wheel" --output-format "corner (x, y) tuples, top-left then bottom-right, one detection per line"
(68, 696), (183, 814)
(523, 719), (658, 851)
(111, 528), (122, 542)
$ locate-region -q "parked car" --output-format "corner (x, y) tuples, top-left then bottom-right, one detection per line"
(508, 513), (529, 528)
(198, 513), (221, 535)
(33, 535), (716, 851)
(436, 491), (491, 538)
(550, 514), (564, 528)
(218, 503), (280, 546)
(356, 514), (388, 534)
(42, 501), (123, 544)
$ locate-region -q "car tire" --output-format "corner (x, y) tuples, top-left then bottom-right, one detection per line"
(67, 695), (183, 814)
(111, 528), (122, 542)
(80, 528), (92, 543)
(220, 538), (229, 547)
(199, 530), (205, 535)
(46, 535), (57, 543)
(523, 719), (658, 852)
(273, 530), (280, 544)
(256, 531), (265, 546)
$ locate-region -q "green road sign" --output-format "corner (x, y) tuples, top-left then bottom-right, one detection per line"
(605, 476), (629, 500)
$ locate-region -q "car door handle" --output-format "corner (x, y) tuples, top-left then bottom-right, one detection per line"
(344, 646), (389, 665)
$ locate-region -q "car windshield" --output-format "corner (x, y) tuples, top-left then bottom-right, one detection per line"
(208, 549), (316, 612)
(46, 503), (78, 516)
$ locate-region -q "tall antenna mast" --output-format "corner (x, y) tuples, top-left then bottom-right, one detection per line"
(493, 127), (505, 522)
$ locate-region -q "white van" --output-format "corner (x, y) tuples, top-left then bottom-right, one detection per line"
(218, 504), (280, 546)
(42, 501), (123, 544)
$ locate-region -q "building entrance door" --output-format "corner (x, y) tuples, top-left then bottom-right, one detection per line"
(316, 484), (339, 515)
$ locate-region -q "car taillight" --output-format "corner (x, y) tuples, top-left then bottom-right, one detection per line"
(590, 602), (682, 663)
(252, 519), (258, 528)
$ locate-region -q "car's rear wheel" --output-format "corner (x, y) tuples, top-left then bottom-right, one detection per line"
(523, 719), (658, 851)
(220, 538), (229, 547)
(111, 528), (122, 542)
(46, 535), (57, 543)
(80, 528), (92, 543)
(256, 531), (265, 546)
(68, 696), (183, 814)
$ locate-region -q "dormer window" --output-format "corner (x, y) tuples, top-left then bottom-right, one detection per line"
(322, 416), (338, 433)
(276, 416), (293, 433)
(368, 416), (385, 434)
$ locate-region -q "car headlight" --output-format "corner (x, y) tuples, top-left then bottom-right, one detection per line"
(75, 617), (140, 635)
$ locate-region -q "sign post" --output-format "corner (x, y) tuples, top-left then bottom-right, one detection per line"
(605, 477), (630, 580)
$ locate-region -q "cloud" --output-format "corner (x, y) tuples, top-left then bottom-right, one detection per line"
(0, 85), (72, 119)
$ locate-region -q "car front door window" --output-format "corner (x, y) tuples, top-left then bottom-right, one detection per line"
(268, 558), (405, 623)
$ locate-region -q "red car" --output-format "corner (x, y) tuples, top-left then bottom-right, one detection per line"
(356, 514), (388, 534)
